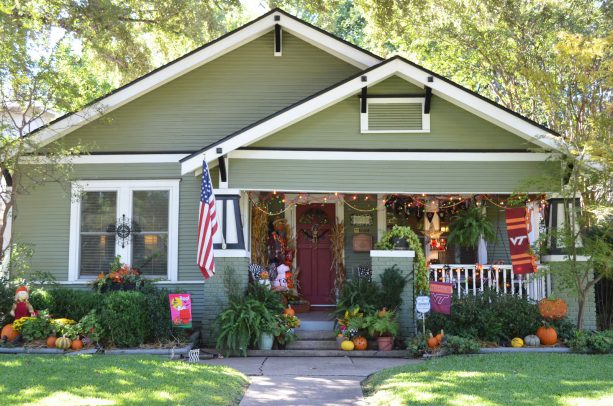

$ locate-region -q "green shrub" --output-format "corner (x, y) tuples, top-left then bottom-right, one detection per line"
(379, 265), (407, 311)
(99, 291), (149, 347)
(45, 288), (102, 321)
(426, 289), (540, 343)
(77, 310), (105, 343)
(442, 335), (481, 354)
(0, 275), (15, 324)
(568, 330), (613, 354)
(550, 318), (577, 341)
(247, 282), (284, 314)
(406, 334), (429, 358)
(334, 278), (382, 320)
(20, 312), (54, 341)
(29, 288), (55, 313)
(140, 285), (178, 343)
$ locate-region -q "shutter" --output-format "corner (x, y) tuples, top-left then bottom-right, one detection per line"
(368, 103), (422, 131)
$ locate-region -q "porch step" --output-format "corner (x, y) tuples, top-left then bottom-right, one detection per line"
(286, 340), (339, 350)
(296, 320), (335, 331)
(295, 330), (337, 340)
(247, 349), (409, 358)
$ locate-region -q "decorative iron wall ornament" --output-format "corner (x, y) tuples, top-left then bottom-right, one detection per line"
(116, 214), (133, 248)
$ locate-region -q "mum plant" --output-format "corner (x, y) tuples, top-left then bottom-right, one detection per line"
(92, 256), (147, 293)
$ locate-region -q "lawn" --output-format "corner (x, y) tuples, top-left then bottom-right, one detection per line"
(0, 355), (248, 405)
(363, 353), (613, 406)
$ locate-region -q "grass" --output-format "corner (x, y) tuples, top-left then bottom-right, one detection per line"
(0, 355), (248, 405)
(363, 353), (613, 406)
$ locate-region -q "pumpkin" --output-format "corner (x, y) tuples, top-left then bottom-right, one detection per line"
(260, 271), (269, 280)
(341, 340), (355, 351)
(377, 307), (388, 318)
(283, 306), (295, 317)
(55, 336), (71, 350)
(427, 333), (439, 349)
(536, 326), (557, 346)
(511, 337), (524, 348)
(46, 336), (57, 348)
(538, 298), (568, 320)
(435, 329), (444, 344)
(1, 324), (18, 342)
(71, 339), (84, 351)
(524, 334), (540, 347)
(353, 336), (368, 350)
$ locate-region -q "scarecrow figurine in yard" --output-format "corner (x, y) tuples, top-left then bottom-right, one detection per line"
(10, 286), (36, 320)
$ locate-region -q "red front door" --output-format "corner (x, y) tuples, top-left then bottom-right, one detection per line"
(296, 203), (335, 305)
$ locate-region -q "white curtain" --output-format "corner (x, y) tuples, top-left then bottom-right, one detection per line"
(477, 234), (488, 264)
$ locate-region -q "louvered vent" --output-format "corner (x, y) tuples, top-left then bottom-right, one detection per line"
(367, 103), (422, 131)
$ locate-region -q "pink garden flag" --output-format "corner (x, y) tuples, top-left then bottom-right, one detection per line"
(169, 294), (192, 328)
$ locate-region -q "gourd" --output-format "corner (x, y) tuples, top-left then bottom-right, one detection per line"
(377, 308), (388, 318)
(1, 324), (18, 342)
(536, 326), (557, 346)
(71, 339), (84, 351)
(260, 271), (269, 280)
(283, 306), (295, 317)
(46, 336), (57, 348)
(427, 333), (439, 349)
(524, 334), (540, 347)
(435, 329), (444, 345)
(55, 336), (72, 350)
(511, 337), (524, 348)
(341, 340), (355, 351)
(538, 298), (568, 320)
(353, 336), (368, 350)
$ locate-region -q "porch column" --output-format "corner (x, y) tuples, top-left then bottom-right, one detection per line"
(370, 250), (415, 337)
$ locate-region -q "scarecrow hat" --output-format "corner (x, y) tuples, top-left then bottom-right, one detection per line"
(15, 286), (29, 294)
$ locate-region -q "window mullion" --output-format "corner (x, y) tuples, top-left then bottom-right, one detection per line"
(115, 186), (132, 265)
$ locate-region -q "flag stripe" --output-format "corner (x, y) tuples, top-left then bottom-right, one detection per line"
(197, 161), (218, 279)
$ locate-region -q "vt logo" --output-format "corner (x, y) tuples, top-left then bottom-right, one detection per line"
(510, 236), (528, 246)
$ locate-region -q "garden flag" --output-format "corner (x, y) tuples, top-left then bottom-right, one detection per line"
(429, 281), (453, 315)
(169, 294), (192, 328)
(505, 207), (537, 274)
(197, 160), (218, 279)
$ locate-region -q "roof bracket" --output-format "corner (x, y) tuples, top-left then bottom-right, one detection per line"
(361, 87), (367, 113)
(274, 24), (282, 56)
(424, 86), (432, 114)
(218, 156), (227, 183)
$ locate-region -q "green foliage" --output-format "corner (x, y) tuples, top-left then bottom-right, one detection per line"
(365, 310), (399, 337)
(379, 265), (407, 311)
(447, 205), (495, 249)
(568, 330), (613, 354)
(99, 291), (149, 347)
(29, 288), (55, 313)
(441, 335), (481, 355)
(77, 310), (105, 343)
(334, 278), (382, 319)
(426, 289), (541, 343)
(0, 275), (15, 325)
(375, 226), (428, 293)
(406, 334), (428, 358)
(20, 312), (54, 341)
(550, 318), (577, 342)
(44, 288), (102, 321)
(215, 296), (275, 357)
(247, 282), (285, 314)
(140, 284), (177, 343)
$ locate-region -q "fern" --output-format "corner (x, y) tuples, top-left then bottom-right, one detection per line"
(447, 205), (495, 248)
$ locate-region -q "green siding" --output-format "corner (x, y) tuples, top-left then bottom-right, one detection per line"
(12, 163), (221, 281)
(229, 159), (559, 193)
(252, 77), (538, 150)
(368, 76), (423, 95)
(53, 31), (360, 153)
(487, 206), (511, 263)
(343, 198), (377, 275)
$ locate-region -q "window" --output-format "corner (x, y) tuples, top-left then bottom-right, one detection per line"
(69, 180), (179, 281)
(360, 98), (430, 133)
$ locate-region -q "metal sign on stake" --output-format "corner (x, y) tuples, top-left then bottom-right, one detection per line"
(415, 295), (431, 337)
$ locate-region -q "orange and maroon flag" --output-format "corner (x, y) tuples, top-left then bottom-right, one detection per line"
(430, 281), (453, 315)
(505, 207), (537, 274)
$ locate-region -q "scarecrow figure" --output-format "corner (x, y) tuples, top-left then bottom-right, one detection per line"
(10, 286), (35, 320)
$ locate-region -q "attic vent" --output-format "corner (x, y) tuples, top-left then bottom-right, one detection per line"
(360, 97), (430, 133)
(368, 103), (422, 131)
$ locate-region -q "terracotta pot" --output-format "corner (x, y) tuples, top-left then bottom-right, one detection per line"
(377, 336), (394, 351)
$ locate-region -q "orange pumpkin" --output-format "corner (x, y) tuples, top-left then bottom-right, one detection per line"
(283, 306), (295, 317)
(538, 298), (568, 320)
(536, 326), (558, 346)
(70, 339), (84, 351)
(46, 336), (57, 348)
(353, 336), (368, 350)
(1, 324), (18, 342)
(427, 333), (439, 349)
(377, 307), (388, 318)
(435, 329), (444, 344)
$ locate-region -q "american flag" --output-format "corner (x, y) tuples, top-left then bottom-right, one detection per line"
(197, 161), (218, 278)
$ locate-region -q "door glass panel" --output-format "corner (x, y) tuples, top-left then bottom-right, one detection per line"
(131, 191), (169, 276)
(79, 191), (117, 276)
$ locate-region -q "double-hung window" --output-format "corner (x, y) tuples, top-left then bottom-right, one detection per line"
(69, 180), (179, 281)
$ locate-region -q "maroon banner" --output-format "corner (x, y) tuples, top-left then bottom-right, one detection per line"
(505, 207), (536, 274)
(430, 281), (453, 315)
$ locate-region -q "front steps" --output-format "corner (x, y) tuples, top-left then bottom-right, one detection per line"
(246, 349), (409, 357)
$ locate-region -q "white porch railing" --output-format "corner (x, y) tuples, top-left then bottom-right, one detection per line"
(428, 264), (550, 302)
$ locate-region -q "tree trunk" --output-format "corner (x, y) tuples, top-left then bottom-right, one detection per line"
(576, 291), (587, 330)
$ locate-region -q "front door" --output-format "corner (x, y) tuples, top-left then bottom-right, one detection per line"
(296, 203), (335, 305)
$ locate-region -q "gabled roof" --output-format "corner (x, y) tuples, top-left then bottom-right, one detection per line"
(29, 8), (382, 148)
(180, 56), (562, 174)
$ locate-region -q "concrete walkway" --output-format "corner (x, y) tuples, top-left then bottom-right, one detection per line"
(201, 356), (420, 406)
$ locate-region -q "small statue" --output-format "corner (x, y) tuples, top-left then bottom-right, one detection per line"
(10, 286), (35, 320)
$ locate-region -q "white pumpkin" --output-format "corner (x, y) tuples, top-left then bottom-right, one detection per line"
(524, 334), (540, 347)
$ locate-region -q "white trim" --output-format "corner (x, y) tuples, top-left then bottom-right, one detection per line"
(541, 255), (590, 262)
(20, 154), (188, 165)
(229, 150), (551, 162)
(370, 250), (415, 258)
(68, 179), (180, 282)
(361, 97), (429, 133)
(30, 11), (380, 148)
(376, 194), (386, 242)
(214, 249), (250, 258)
(214, 188), (242, 195)
(182, 58), (561, 174)
(57, 280), (206, 285)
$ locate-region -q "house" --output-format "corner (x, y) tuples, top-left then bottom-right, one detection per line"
(12, 9), (596, 343)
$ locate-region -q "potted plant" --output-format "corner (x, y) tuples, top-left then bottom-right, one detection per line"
(375, 225), (420, 251)
(447, 205), (495, 262)
(273, 314), (298, 349)
(366, 310), (399, 351)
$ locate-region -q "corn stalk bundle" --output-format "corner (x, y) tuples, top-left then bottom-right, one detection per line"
(251, 205), (269, 266)
(330, 221), (346, 296)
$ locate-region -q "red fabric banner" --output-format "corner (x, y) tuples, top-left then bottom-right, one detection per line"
(505, 207), (537, 274)
(430, 281), (453, 315)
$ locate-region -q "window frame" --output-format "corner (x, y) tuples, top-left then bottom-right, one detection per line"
(68, 179), (180, 282)
(360, 97), (431, 133)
